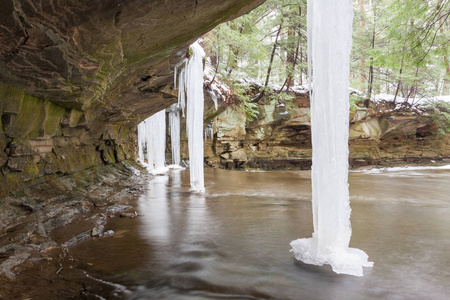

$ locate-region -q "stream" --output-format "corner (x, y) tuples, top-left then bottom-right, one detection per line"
(56, 166), (449, 299)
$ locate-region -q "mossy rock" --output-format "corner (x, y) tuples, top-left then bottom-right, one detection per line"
(3, 94), (46, 139)
(0, 83), (24, 114)
(69, 109), (84, 127)
(7, 172), (23, 194)
(0, 175), (9, 198)
(44, 101), (66, 137)
(101, 147), (116, 164)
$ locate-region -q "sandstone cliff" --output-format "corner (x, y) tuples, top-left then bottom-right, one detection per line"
(201, 89), (450, 170)
(0, 0), (264, 197)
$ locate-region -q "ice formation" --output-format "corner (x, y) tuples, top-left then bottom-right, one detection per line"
(290, 0), (373, 276)
(204, 121), (214, 142)
(175, 59), (188, 117)
(168, 104), (183, 169)
(176, 42), (206, 192)
(137, 110), (168, 175)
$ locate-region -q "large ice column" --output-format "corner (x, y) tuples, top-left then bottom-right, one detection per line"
(184, 42), (206, 192)
(290, 0), (373, 276)
(137, 110), (168, 175)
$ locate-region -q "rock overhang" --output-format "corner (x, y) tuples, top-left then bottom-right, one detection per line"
(0, 0), (265, 197)
(0, 0), (265, 124)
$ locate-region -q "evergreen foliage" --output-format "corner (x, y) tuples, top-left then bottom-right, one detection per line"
(423, 100), (450, 133)
(203, 0), (450, 126)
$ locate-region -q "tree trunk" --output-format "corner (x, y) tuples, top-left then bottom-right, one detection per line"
(286, 26), (296, 88)
(439, 0), (450, 94)
(359, 0), (366, 88)
(393, 61), (404, 104)
(366, 2), (376, 108)
(251, 20), (284, 103)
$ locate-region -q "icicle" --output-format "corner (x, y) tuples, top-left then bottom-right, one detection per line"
(177, 59), (188, 117)
(179, 68), (186, 117)
(186, 42), (206, 192)
(211, 93), (218, 111)
(290, 0), (373, 277)
(176, 42), (206, 192)
(204, 121), (214, 143)
(174, 58), (187, 90)
(307, 0), (313, 97)
(174, 41), (205, 191)
(137, 110), (168, 175)
(168, 104), (183, 169)
(137, 120), (148, 165)
(151, 110), (168, 175)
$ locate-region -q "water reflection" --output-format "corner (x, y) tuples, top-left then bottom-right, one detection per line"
(138, 176), (171, 243)
(70, 167), (450, 299)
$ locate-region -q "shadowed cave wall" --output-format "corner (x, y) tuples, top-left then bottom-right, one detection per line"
(0, 0), (265, 197)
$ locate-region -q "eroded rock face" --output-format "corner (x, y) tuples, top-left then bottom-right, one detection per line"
(203, 91), (450, 170)
(0, 0), (264, 197)
(0, 0), (264, 121)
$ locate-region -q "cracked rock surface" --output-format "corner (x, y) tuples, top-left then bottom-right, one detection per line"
(0, 0), (264, 123)
(0, 0), (264, 197)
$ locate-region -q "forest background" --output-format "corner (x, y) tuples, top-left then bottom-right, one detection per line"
(202, 0), (450, 131)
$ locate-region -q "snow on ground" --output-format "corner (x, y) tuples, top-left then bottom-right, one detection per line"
(202, 63), (449, 109)
(204, 59), (233, 105)
(349, 87), (450, 106)
(351, 164), (450, 173)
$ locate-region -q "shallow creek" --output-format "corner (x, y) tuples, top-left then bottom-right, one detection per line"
(21, 167), (450, 299)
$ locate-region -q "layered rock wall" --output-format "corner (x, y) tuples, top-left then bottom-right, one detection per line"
(0, 83), (136, 198)
(205, 92), (450, 170)
(0, 0), (264, 198)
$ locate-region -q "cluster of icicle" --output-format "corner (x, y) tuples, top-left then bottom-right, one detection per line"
(137, 42), (206, 191)
(290, 0), (373, 276)
(137, 110), (169, 175)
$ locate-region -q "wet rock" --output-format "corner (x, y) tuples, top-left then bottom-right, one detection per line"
(88, 187), (113, 203)
(0, 246), (32, 279)
(38, 241), (57, 251)
(108, 190), (132, 204)
(120, 212), (138, 218)
(0, 162), (144, 279)
(102, 230), (115, 237)
(107, 205), (133, 215)
(62, 230), (92, 248)
(79, 204), (91, 214)
(91, 225), (105, 237)
(6, 157), (29, 172)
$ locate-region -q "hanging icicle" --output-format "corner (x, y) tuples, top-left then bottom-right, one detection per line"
(137, 110), (168, 175)
(176, 42), (206, 192)
(168, 103), (183, 168)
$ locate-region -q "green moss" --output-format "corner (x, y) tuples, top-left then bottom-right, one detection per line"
(4, 94), (46, 139)
(204, 108), (226, 123)
(0, 82), (25, 113)
(25, 159), (39, 178)
(7, 173), (23, 194)
(118, 125), (131, 140)
(44, 101), (66, 136)
(69, 109), (84, 127)
(102, 147), (116, 164)
(85, 149), (100, 168)
(0, 175), (9, 198)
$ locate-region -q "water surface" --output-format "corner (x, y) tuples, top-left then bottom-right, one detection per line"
(70, 167), (450, 299)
